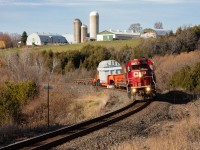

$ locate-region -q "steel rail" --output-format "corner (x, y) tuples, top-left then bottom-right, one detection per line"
(0, 99), (151, 150)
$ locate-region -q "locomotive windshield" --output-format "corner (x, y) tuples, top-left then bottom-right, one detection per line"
(132, 64), (148, 70)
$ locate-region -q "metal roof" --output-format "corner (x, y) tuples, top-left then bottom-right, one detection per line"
(98, 30), (140, 36)
(98, 60), (121, 69)
(142, 28), (170, 36)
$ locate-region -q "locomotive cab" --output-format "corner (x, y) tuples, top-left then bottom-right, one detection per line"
(126, 58), (156, 100)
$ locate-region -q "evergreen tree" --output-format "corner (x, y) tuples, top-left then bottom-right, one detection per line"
(21, 31), (28, 45)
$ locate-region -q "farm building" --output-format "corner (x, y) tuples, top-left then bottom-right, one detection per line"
(140, 28), (170, 38)
(26, 33), (68, 46)
(97, 30), (140, 41)
(62, 34), (73, 44)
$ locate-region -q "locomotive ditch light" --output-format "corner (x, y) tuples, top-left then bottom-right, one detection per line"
(146, 87), (151, 92)
(132, 88), (137, 93)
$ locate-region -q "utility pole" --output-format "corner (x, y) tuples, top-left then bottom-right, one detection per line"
(44, 83), (53, 128)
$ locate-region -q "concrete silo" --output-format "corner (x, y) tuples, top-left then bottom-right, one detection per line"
(73, 18), (82, 43)
(89, 11), (99, 40)
(81, 24), (88, 43)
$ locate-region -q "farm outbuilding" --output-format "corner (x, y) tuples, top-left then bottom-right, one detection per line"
(26, 33), (68, 46)
(140, 28), (170, 38)
(97, 30), (140, 41)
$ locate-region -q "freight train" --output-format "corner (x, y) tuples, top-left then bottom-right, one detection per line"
(93, 58), (157, 100)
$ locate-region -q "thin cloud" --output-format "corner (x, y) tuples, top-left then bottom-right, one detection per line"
(141, 0), (198, 4)
(0, 0), (198, 7)
(0, 0), (91, 6)
(0, 0), (126, 7)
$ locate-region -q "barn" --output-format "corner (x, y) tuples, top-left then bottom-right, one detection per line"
(97, 30), (140, 41)
(26, 33), (68, 46)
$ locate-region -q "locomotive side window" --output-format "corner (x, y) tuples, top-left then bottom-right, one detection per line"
(132, 64), (148, 70)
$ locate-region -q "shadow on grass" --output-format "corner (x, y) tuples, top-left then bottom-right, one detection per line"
(156, 90), (199, 104)
(0, 123), (65, 147)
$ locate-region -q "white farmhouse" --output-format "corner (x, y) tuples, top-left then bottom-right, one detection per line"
(140, 28), (170, 38)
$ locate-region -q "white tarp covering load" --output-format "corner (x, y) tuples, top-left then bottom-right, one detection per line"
(97, 60), (122, 83)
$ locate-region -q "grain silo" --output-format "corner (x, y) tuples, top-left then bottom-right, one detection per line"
(73, 18), (82, 43)
(89, 11), (99, 40)
(81, 24), (88, 43)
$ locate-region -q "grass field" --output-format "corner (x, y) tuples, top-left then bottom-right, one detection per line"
(0, 38), (141, 55)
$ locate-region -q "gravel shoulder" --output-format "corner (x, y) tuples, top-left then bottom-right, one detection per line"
(55, 90), (200, 150)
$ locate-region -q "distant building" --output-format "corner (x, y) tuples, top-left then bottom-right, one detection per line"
(63, 34), (73, 44)
(97, 30), (140, 41)
(26, 33), (68, 46)
(140, 28), (170, 38)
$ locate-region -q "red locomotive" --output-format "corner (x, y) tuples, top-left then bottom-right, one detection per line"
(125, 58), (156, 100)
(92, 58), (157, 100)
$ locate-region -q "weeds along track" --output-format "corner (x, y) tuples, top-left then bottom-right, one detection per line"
(0, 97), (151, 150)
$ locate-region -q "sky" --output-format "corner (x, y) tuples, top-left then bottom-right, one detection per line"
(0, 0), (200, 35)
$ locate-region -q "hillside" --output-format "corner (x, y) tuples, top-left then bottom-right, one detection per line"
(0, 48), (199, 149)
(0, 38), (141, 54)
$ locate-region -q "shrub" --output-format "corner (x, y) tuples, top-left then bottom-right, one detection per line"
(169, 62), (200, 92)
(0, 80), (38, 125)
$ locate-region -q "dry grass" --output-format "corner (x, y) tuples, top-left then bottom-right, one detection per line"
(153, 51), (200, 90)
(112, 100), (200, 150)
(68, 91), (109, 122)
(21, 81), (102, 127)
(0, 78), (111, 144)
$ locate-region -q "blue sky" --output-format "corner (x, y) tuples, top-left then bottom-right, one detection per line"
(0, 0), (200, 35)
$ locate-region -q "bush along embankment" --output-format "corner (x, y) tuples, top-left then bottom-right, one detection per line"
(168, 62), (200, 93)
(40, 43), (154, 75)
(0, 80), (38, 125)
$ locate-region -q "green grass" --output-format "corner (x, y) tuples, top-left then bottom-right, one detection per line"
(0, 38), (141, 55)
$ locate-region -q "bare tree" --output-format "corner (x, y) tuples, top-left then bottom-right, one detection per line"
(0, 33), (12, 48)
(10, 33), (21, 47)
(128, 23), (142, 33)
(154, 22), (163, 29)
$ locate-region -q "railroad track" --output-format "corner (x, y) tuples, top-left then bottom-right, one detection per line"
(0, 99), (151, 150)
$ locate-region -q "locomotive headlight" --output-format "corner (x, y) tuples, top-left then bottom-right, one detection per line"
(138, 72), (142, 78)
(146, 87), (151, 92)
(132, 88), (137, 93)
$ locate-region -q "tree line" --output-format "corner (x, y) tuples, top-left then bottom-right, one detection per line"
(137, 25), (200, 56)
(40, 25), (200, 74)
(0, 31), (27, 48)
